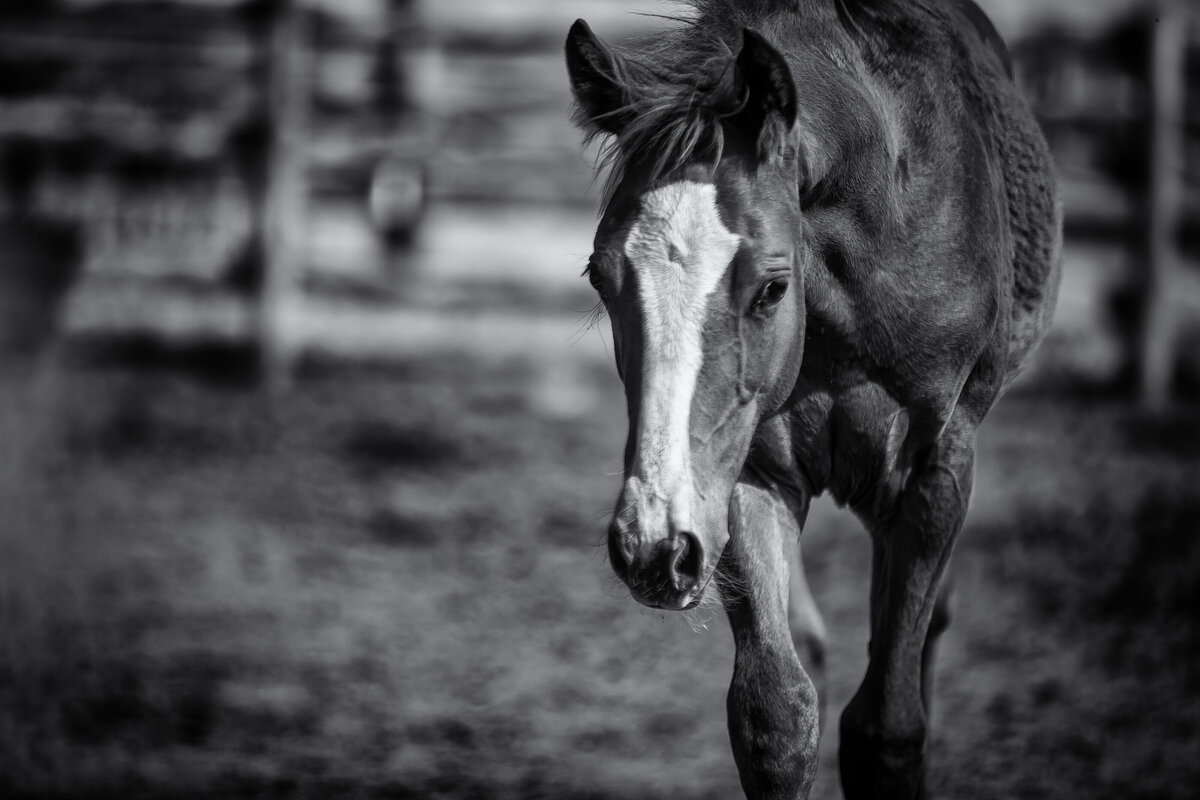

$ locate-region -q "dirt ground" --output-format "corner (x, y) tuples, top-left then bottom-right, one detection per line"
(1, 343), (1197, 800)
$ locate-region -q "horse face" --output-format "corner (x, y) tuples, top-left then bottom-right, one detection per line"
(589, 165), (804, 609)
(569, 21), (803, 609)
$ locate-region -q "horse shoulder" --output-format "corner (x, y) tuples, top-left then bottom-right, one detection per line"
(800, 110), (1006, 405)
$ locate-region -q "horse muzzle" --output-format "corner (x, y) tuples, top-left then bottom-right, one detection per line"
(609, 496), (710, 609)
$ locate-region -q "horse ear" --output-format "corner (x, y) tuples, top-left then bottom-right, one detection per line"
(565, 19), (633, 136)
(734, 29), (798, 148)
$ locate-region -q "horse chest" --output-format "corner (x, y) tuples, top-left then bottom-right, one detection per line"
(793, 263), (990, 513)
(784, 380), (922, 516)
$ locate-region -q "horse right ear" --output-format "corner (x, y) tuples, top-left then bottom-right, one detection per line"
(734, 29), (799, 160)
(565, 19), (633, 136)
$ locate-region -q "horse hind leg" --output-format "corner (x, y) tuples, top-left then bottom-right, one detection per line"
(789, 543), (828, 728)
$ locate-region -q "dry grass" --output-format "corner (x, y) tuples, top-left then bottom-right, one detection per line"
(1, 354), (1197, 799)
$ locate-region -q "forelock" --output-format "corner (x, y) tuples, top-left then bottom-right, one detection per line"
(573, 35), (748, 212)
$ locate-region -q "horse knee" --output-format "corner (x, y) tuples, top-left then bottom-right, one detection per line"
(839, 697), (927, 800)
(789, 624), (827, 730)
(728, 655), (820, 799)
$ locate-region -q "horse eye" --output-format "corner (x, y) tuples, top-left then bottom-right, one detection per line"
(586, 266), (609, 302)
(755, 278), (789, 310)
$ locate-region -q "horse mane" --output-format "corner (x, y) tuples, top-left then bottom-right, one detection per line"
(571, 1), (875, 207)
(572, 14), (746, 208)
(572, 0), (964, 207)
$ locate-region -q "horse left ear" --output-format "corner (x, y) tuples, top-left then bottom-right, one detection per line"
(566, 19), (635, 136)
(735, 29), (798, 154)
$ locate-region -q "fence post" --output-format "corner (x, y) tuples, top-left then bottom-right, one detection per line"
(1139, 0), (1189, 410)
(259, 0), (310, 392)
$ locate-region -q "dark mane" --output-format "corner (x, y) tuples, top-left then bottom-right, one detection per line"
(571, 1), (1003, 207)
(570, 0), (867, 206)
(572, 19), (745, 206)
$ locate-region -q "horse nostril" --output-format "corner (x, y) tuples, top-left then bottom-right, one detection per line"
(662, 532), (702, 592)
(607, 523), (632, 576)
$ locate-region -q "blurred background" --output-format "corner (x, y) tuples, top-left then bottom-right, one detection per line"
(1, 1), (1197, 798)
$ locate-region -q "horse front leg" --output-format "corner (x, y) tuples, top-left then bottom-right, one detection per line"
(722, 482), (821, 800)
(789, 541), (828, 727)
(839, 422), (976, 800)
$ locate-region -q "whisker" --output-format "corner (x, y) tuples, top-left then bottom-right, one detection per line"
(595, 321), (614, 361)
(682, 604), (716, 634)
(570, 301), (608, 345)
(712, 551), (753, 609)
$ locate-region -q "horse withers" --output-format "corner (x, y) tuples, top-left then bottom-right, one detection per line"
(565, 1), (1060, 798)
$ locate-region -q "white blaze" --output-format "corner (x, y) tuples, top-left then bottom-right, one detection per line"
(624, 181), (740, 534)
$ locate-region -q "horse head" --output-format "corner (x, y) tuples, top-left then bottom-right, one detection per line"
(567, 20), (807, 609)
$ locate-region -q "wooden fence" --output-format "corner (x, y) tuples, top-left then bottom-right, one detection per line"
(1013, 0), (1199, 406)
(0, 0), (422, 384)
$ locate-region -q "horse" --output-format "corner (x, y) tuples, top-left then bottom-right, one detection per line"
(564, 1), (1060, 797)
